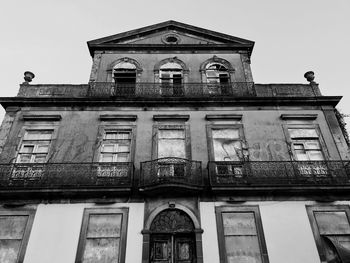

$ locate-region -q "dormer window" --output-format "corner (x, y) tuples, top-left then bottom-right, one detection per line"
(159, 62), (183, 96)
(113, 62), (137, 95)
(206, 63), (231, 95)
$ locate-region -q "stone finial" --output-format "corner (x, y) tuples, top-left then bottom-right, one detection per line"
(304, 71), (315, 83)
(23, 71), (35, 84)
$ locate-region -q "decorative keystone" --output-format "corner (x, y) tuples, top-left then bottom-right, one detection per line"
(23, 71), (35, 84)
(304, 71), (315, 83)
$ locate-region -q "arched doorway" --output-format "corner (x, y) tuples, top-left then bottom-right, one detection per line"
(149, 209), (196, 263)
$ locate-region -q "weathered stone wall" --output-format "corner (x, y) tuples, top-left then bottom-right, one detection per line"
(0, 106), (343, 164)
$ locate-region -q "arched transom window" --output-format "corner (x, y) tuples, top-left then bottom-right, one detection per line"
(205, 63), (231, 95)
(159, 62), (183, 85)
(205, 63), (230, 84)
(113, 62), (137, 84)
(159, 62), (184, 96)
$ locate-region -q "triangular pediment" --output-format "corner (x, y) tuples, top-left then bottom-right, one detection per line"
(87, 20), (254, 54)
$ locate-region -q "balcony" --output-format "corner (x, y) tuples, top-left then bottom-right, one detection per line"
(88, 82), (255, 97)
(139, 157), (203, 194)
(0, 162), (134, 199)
(208, 161), (350, 194)
(15, 82), (324, 100)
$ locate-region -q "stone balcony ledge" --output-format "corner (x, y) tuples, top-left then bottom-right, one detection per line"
(16, 82), (321, 98)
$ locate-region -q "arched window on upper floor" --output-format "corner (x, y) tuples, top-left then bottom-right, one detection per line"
(113, 62), (137, 95)
(200, 57), (235, 96)
(205, 63), (231, 95)
(155, 58), (188, 96)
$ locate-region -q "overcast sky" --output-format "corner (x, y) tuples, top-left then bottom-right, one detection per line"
(0, 0), (349, 124)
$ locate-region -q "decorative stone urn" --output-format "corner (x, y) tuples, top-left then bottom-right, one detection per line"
(23, 71), (35, 83)
(304, 71), (315, 83)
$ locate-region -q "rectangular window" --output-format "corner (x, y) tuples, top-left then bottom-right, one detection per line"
(207, 125), (246, 177)
(75, 208), (128, 263)
(287, 127), (329, 177)
(100, 130), (132, 162)
(158, 129), (186, 159)
(288, 128), (324, 161)
(0, 210), (35, 263)
(153, 125), (190, 159)
(216, 206), (269, 263)
(307, 206), (350, 262)
(17, 130), (53, 163)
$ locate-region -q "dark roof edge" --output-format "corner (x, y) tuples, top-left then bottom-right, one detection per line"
(0, 96), (342, 110)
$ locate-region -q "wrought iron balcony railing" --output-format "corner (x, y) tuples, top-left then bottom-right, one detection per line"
(0, 162), (133, 191)
(88, 82), (255, 97)
(140, 157), (203, 192)
(208, 161), (350, 188)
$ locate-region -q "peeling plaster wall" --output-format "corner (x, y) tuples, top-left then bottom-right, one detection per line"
(0, 108), (342, 164)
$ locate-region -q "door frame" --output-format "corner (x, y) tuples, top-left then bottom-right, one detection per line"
(142, 204), (204, 263)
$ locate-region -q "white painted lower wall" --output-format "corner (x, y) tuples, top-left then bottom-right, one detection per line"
(199, 201), (347, 263)
(22, 202), (144, 263)
(12, 200), (350, 263)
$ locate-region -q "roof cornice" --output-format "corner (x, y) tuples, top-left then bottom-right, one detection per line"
(0, 96), (342, 110)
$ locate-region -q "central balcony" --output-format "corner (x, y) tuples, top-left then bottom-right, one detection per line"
(139, 157), (203, 194)
(208, 161), (350, 195)
(0, 162), (134, 199)
(88, 82), (255, 97)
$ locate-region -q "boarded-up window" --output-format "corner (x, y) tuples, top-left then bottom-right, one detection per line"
(17, 130), (53, 163)
(76, 208), (128, 263)
(288, 128), (324, 161)
(158, 129), (186, 158)
(0, 211), (35, 263)
(307, 206), (350, 263)
(100, 130), (131, 162)
(212, 128), (241, 161)
(216, 206), (269, 263)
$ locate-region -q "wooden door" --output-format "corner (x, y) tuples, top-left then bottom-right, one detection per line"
(150, 234), (195, 263)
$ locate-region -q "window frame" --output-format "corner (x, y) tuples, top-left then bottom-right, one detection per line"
(95, 125), (136, 163)
(152, 124), (191, 160)
(75, 207), (129, 263)
(215, 206), (269, 263)
(15, 124), (59, 164)
(306, 205), (350, 262)
(16, 130), (53, 163)
(0, 209), (36, 263)
(206, 124), (246, 162)
(283, 124), (329, 161)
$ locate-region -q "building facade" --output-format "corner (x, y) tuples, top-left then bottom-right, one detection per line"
(0, 21), (349, 263)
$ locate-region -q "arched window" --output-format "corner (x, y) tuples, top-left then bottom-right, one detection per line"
(113, 62), (137, 95)
(205, 63), (231, 95)
(159, 62), (184, 96)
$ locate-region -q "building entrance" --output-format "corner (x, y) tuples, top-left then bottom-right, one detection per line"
(149, 209), (196, 263)
(150, 233), (195, 263)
